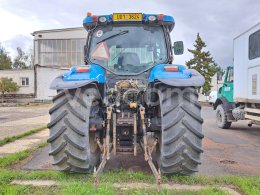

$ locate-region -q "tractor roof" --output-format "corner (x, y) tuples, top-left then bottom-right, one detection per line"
(83, 13), (175, 32)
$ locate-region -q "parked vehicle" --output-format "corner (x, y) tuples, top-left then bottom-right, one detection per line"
(214, 22), (260, 129)
(47, 13), (205, 186)
(208, 91), (217, 105)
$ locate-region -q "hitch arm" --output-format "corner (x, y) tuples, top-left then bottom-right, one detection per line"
(139, 106), (161, 191)
(93, 107), (113, 189)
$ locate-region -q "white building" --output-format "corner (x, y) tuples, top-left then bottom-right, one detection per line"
(32, 27), (87, 101)
(0, 69), (34, 96)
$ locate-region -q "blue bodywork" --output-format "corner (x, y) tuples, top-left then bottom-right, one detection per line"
(63, 65), (105, 83)
(50, 63), (204, 90)
(149, 64), (191, 82)
(63, 64), (189, 84)
(143, 14), (174, 23)
(83, 15), (112, 24)
(83, 13), (175, 32)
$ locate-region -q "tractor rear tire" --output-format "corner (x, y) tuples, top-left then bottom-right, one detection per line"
(47, 86), (101, 173)
(216, 104), (232, 129)
(158, 86), (204, 175)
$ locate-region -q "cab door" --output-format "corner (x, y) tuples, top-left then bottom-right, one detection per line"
(221, 66), (234, 103)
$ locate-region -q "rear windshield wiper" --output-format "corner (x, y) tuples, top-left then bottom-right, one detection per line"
(97, 30), (129, 44)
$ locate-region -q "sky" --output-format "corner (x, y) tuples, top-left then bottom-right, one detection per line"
(0, 0), (260, 68)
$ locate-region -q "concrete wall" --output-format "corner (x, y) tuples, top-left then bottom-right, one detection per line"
(35, 66), (68, 101)
(0, 69), (34, 95)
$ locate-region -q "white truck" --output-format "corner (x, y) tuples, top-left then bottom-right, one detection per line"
(214, 22), (260, 128)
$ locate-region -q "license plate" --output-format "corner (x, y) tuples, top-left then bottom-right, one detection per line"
(113, 13), (142, 21)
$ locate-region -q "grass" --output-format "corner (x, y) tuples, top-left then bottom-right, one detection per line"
(120, 187), (228, 195)
(0, 167), (259, 194)
(0, 142), (259, 194)
(0, 126), (47, 146)
(0, 170), (259, 195)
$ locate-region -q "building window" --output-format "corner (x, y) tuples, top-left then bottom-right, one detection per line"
(38, 39), (86, 67)
(21, 77), (29, 86)
(249, 30), (260, 60)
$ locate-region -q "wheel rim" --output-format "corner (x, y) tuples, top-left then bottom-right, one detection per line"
(217, 110), (222, 124)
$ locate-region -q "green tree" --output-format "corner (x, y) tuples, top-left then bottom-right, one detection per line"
(13, 47), (31, 69)
(0, 43), (12, 70)
(0, 77), (19, 103)
(186, 33), (218, 94)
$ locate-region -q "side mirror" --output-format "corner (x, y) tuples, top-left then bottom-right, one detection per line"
(173, 41), (184, 55)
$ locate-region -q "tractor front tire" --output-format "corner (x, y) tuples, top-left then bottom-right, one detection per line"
(47, 86), (101, 173)
(216, 104), (232, 129)
(158, 86), (204, 175)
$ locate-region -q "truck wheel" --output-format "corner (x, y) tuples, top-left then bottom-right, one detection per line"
(216, 104), (232, 129)
(158, 86), (204, 175)
(47, 86), (101, 173)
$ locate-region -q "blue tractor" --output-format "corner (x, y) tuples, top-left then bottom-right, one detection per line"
(48, 13), (205, 185)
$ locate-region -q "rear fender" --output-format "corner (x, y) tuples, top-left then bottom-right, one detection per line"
(50, 64), (105, 90)
(149, 64), (205, 87)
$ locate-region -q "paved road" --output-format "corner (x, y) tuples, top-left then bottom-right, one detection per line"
(0, 105), (51, 138)
(21, 107), (260, 175)
(200, 107), (260, 175)
(0, 129), (48, 157)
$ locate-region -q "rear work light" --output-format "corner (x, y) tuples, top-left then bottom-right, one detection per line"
(99, 16), (107, 23)
(164, 65), (179, 72)
(148, 15), (156, 22)
(76, 66), (90, 73)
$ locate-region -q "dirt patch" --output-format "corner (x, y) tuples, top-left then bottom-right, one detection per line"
(11, 180), (58, 186)
(220, 160), (238, 164)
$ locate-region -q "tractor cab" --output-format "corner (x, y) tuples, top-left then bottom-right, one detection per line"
(83, 13), (182, 76)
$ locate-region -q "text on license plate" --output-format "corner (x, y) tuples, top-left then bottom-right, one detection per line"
(113, 13), (142, 21)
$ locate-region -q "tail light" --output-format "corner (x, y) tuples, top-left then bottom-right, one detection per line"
(164, 65), (179, 72)
(76, 66), (90, 73)
(92, 15), (98, 22)
(158, 14), (164, 21)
